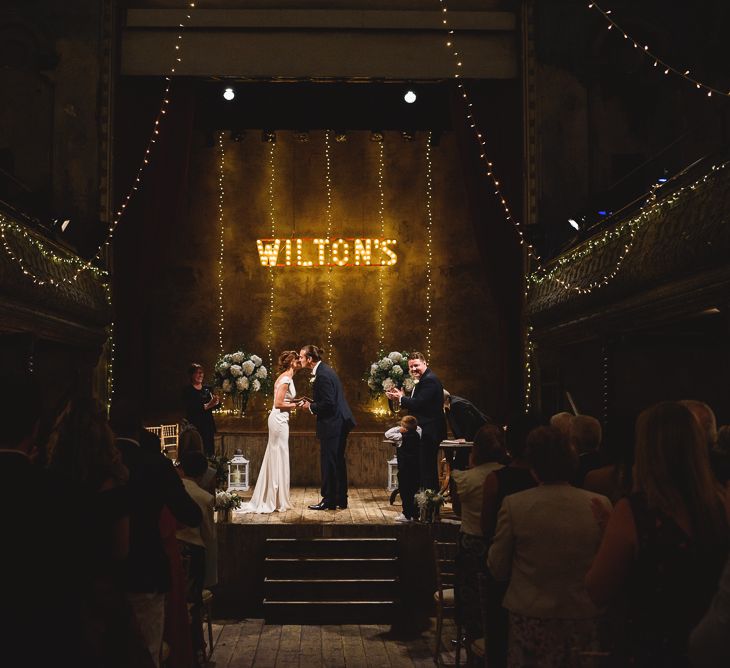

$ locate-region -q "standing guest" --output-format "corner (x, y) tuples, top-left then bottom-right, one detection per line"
(451, 424), (505, 641)
(488, 426), (611, 667)
(177, 424), (217, 493)
(549, 411), (574, 440)
(689, 550), (730, 668)
(570, 415), (602, 487)
(385, 415), (422, 523)
(0, 378), (97, 667)
(387, 352), (447, 491)
(177, 452), (216, 665)
(299, 345), (356, 510)
(480, 415), (540, 668)
(586, 401), (728, 666)
(583, 414), (636, 504)
(182, 363), (220, 456)
(680, 399), (730, 485)
(111, 397), (202, 668)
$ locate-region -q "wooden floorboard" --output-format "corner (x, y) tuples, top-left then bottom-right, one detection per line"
(230, 486), (415, 525)
(209, 618), (458, 668)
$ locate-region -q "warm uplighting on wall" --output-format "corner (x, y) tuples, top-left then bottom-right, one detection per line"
(587, 2), (730, 98)
(217, 131), (227, 356)
(424, 134), (434, 362)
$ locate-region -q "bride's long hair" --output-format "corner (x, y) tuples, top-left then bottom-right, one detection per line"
(278, 350), (299, 372)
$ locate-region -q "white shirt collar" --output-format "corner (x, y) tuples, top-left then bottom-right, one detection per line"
(312, 360), (322, 377)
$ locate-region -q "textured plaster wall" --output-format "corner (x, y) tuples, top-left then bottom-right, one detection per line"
(146, 129), (501, 428)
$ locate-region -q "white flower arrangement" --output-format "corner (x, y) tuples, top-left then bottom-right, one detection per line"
(364, 351), (412, 398)
(214, 350), (273, 401)
(214, 490), (242, 511)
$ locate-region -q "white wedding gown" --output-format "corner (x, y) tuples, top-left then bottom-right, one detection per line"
(239, 376), (293, 513)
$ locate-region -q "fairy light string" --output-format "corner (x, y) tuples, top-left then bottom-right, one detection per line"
(587, 2), (730, 98)
(424, 134), (434, 361)
(323, 130), (335, 360)
(376, 138), (386, 356)
(437, 0), (542, 269)
(266, 140), (277, 372)
(217, 131), (226, 356)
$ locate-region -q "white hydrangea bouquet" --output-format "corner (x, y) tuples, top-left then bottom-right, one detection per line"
(214, 350), (273, 416)
(364, 350), (414, 398)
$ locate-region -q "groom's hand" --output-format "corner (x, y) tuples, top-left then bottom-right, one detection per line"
(300, 399), (311, 411)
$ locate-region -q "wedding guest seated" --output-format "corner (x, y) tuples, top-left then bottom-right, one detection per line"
(385, 415), (422, 523)
(586, 401), (729, 666)
(451, 424), (506, 642)
(177, 422), (217, 493)
(488, 426), (611, 667)
(570, 414), (602, 487)
(111, 397), (202, 668)
(177, 452), (216, 664)
(480, 415), (540, 668)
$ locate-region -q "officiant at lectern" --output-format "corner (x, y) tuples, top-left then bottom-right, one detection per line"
(444, 390), (492, 470)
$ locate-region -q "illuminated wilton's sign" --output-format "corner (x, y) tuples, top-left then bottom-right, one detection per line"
(256, 237), (398, 267)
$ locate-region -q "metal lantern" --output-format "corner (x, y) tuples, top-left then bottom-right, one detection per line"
(387, 455), (398, 492)
(227, 449), (250, 492)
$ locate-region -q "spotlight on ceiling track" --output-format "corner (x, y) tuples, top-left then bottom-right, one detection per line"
(404, 90), (417, 104)
(223, 87), (235, 101)
(568, 218), (580, 231)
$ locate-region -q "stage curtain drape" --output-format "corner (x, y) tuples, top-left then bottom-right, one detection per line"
(113, 78), (198, 405)
(449, 80), (525, 421)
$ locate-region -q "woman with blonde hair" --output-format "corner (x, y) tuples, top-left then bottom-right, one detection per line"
(586, 401), (728, 666)
(240, 350), (301, 513)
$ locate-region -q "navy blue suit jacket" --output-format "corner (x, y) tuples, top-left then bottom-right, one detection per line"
(310, 362), (355, 439)
(400, 367), (447, 442)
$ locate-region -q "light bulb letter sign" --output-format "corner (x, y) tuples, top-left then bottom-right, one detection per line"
(255, 237), (398, 268)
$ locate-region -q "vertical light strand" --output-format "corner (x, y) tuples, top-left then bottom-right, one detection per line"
(376, 138), (386, 356)
(266, 141), (277, 372)
(216, 131), (226, 356)
(424, 134), (434, 361)
(323, 130), (335, 360)
(524, 325), (533, 414)
(105, 284), (115, 415)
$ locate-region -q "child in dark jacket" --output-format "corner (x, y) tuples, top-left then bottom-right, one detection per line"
(385, 415), (422, 522)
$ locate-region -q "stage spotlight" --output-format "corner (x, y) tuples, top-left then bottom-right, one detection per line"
(404, 90), (417, 104)
(568, 218), (580, 231)
(262, 130), (276, 143)
(51, 217), (72, 233)
(223, 87), (235, 101)
(370, 131), (384, 143)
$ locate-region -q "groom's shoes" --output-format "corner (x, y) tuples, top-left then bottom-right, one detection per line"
(308, 500), (336, 511)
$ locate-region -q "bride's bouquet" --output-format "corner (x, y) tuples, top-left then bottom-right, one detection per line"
(214, 350), (273, 415)
(364, 350), (414, 398)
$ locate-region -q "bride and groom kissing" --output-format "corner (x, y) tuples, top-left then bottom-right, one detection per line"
(240, 344), (355, 514)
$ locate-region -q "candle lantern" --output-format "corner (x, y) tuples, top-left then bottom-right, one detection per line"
(227, 449), (250, 492)
(387, 455), (398, 492)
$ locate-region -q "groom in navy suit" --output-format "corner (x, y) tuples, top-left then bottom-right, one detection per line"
(299, 345), (356, 510)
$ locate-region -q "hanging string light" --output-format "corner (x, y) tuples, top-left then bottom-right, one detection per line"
(587, 2), (730, 98)
(217, 131), (227, 357)
(424, 133), (434, 362)
(105, 284), (115, 415)
(527, 160), (728, 293)
(323, 130), (335, 360)
(524, 325), (534, 414)
(266, 141), (277, 372)
(376, 137), (386, 356)
(437, 0), (542, 267)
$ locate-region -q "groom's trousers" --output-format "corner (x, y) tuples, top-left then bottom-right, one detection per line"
(320, 422), (351, 505)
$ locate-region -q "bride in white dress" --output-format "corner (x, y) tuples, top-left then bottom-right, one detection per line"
(240, 350), (301, 513)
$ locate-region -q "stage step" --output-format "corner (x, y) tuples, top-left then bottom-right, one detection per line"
(263, 537), (400, 624)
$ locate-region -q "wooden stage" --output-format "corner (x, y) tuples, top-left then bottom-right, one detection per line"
(215, 487), (459, 626)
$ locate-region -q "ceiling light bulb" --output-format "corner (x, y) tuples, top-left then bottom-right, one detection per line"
(404, 90), (417, 104)
(223, 87), (235, 101)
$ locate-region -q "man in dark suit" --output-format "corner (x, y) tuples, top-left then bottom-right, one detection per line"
(387, 352), (447, 491)
(299, 345), (355, 510)
(444, 391), (492, 470)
